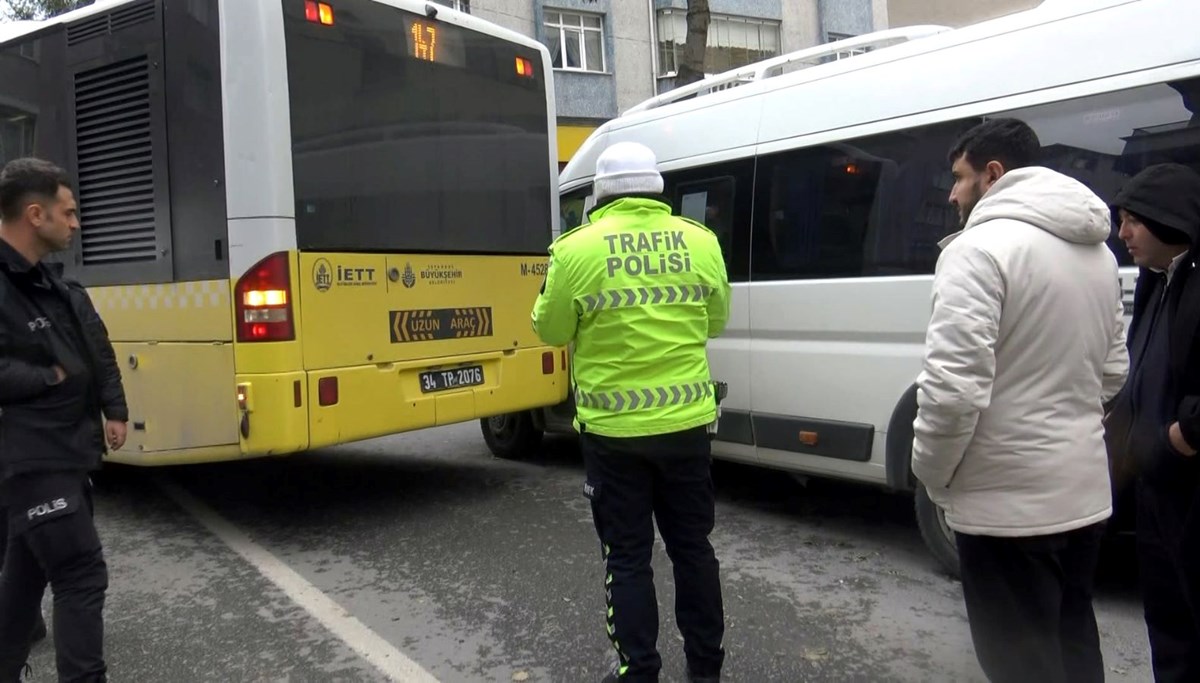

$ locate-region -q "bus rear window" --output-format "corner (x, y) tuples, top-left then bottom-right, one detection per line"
(0, 103), (35, 168)
(281, 0), (552, 254)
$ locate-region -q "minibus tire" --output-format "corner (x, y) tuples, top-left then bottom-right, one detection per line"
(915, 484), (961, 579)
(481, 412), (543, 460)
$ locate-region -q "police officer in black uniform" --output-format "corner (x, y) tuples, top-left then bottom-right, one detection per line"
(0, 158), (128, 683)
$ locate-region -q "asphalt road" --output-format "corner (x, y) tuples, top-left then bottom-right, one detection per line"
(24, 423), (1152, 682)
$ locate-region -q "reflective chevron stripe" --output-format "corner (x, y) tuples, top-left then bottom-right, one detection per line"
(578, 284), (711, 313)
(575, 381), (713, 411)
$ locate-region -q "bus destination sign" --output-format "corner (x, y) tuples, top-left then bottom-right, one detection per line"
(403, 16), (467, 67)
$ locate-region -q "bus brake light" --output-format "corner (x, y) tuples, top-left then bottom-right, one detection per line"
(235, 252), (295, 343)
(516, 57), (534, 78)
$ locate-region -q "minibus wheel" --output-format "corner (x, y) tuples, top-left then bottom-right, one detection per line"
(915, 484), (960, 579)
(481, 412), (543, 459)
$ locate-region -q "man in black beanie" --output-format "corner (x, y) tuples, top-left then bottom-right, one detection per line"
(1109, 162), (1200, 682)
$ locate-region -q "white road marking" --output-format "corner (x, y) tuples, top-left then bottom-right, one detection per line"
(156, 476), (439, 683)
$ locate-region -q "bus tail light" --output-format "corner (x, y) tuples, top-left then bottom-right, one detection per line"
(515, 57), (534, 78)
(542, 351), (554, 375)
(305, 1), (334, 25)
(235, 252), (295, 343)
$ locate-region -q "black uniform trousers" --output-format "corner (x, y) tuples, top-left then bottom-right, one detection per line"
(0, 472), (108, 683)
(0, 508), (46, 647)
(581, 426), (724, 682)
(955, 522), (1106, 683)
(1136, 478), (1200, 682)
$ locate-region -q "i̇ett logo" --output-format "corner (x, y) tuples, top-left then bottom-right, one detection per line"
(313, 258), (333, 292)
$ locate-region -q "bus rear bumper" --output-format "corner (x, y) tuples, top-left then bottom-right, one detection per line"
(233, 348), (567, 457)
(302, 346), (568, 451)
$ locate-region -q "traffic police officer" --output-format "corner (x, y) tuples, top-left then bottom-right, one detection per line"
(532, 142), (732, 683)
(0, 158), (128, 683)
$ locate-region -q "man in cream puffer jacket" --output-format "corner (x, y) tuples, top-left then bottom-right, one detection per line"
(912, 118), (1128, 683)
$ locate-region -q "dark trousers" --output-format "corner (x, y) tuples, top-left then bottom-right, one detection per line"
(1136, 480), (1200, 682)
(956, 522), (1106, 683)
(0, 509), (46, 645)
(0, 472), (108, 683)
(581, 426), (724, 682)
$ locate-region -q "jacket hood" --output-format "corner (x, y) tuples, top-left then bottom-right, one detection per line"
(960, 166), (1111, 245)
(1110, 163), (1200, 246)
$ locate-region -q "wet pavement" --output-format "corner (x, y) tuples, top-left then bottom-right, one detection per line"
(25, 423), (1151, 682)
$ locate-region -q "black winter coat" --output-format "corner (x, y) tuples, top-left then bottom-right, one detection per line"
(0, 242), (127, 477)
(1109, 164), (1200, 484)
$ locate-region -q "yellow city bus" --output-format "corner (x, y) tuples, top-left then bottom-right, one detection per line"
(0, 0), (568, 465)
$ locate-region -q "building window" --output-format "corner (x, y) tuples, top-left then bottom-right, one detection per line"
(544, 10), (606, 73)
(826, 32), (867, 61)
(656, 10), (781, 77)
(432, 0), (469, 12)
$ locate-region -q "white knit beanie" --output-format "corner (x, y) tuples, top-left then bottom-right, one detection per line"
(593, 141), (664, 202)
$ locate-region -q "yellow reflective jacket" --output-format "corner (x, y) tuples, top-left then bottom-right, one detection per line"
(532, 196), (731, 437)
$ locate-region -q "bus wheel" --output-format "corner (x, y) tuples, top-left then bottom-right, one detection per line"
(481, 412), (543, 460)
(915, 484), (960, 579)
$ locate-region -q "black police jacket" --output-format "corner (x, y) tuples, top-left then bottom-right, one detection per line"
(0, 241), (127, 477)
